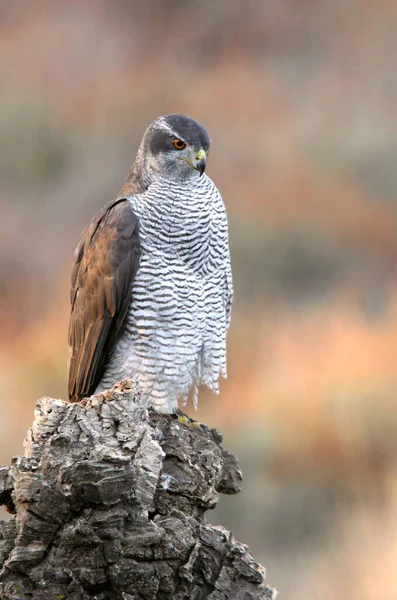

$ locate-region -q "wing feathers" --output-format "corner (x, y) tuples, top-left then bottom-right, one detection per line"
(68, 198), (140, 402)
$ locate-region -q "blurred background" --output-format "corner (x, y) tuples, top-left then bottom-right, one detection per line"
(1, 1), (397, 597)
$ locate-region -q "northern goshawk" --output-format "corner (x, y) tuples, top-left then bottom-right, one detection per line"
(68, 114), (233, 413)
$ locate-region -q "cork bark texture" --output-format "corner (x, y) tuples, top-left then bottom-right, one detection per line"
(0, 380), (276, 600)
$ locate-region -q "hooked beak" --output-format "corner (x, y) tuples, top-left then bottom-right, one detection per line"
(193, 148), (206, 176)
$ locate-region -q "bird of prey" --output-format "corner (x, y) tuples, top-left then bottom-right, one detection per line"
(68, 114), (233, 413)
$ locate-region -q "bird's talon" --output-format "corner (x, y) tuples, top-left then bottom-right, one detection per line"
(188, 420), (206, 430)
(174, 412), (207, 430)
(177, 415), (190, 425)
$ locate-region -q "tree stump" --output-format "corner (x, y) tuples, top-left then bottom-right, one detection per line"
(0, 380), (276, 599)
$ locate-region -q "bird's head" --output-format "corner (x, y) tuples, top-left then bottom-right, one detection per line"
(136, 114), (210, 184)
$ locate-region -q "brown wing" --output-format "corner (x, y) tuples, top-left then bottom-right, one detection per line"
(68, 198), (140, 402)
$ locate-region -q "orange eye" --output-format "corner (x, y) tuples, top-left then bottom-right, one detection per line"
(173, 138), (186, 150)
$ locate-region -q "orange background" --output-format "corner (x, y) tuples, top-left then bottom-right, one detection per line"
(1, 2), (397, 597)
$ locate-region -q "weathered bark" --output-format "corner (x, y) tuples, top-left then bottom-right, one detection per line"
(0, 379), (276, 600)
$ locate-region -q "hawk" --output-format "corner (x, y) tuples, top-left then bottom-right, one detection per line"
(68, 114), (233, 413)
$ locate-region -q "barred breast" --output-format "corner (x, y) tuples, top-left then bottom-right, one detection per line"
(95, 174), (232, 413)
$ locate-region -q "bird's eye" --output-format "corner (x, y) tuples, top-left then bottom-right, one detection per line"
(173, 138), (186, 150)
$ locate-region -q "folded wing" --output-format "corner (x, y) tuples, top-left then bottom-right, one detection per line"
(68, 198), (140, 402)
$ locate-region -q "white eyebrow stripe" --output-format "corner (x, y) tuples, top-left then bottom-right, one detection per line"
(155, 117), (186, 142)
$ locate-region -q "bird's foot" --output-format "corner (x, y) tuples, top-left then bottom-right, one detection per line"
(172, 409), (208, 431)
